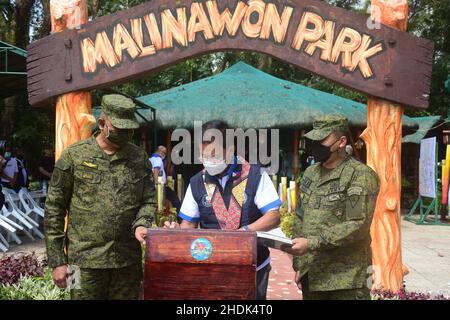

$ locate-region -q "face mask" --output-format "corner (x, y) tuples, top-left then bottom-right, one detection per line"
(308, 139), (339, 163)
(103, 124), (133, 147)
(4, 152), (12, 159)
(203, 160), (228, 176)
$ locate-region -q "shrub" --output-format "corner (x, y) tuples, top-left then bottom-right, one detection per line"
(0, 252), (46, 285)
(371, 289), (450, 300)
(279, 206), (295, 238)
(0, 268), (69, 300)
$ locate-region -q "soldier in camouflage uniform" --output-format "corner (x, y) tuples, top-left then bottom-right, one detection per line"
(44, 94), (156, 300)
(285, 114), (380, 300)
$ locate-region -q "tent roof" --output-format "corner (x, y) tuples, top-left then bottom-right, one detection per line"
(0, 41), (27, 100)
(137, 62), (423, 129)
(94, 62), (441, 144)
(402, 116), (442, 144)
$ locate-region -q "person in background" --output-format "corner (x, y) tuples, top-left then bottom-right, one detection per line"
(38, 147), (55, 191)
(13, 147), (29, 190)
(0, 148), (19, 192)
(149, 146), (181, 215)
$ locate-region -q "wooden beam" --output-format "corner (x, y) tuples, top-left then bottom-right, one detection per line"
(28, 0), (433, 109)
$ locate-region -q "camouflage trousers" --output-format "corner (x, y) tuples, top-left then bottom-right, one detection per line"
(70, 264), (142, 300)
(300, 273), (371, 300)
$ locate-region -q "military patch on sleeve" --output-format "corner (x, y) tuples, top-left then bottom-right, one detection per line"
(50, 169), (63, 188)
(348, 194), (360, 208)
(348, 186), (363, 196)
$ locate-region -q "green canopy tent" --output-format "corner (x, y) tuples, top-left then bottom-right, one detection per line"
(133, 62), (439, 136)
(93, 62), (440, 141)
(0, 41), (27, 100)
(93, 61), (441, 181)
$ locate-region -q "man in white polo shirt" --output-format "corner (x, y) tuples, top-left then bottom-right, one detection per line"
(0, 148), (19, 192)
(167, 120), (281, 300)
(149, 146), (181, 214)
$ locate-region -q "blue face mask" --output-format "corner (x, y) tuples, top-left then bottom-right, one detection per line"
(4, 152), (12, 159)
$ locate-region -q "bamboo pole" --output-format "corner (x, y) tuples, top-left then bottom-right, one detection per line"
(293, 129), (299, 180)
(361, 0), (409, 291)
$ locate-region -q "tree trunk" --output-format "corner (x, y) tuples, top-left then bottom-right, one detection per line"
(50, 0), (94, 160)
(14, 0), (36, 48)
(0, 97), (17, 139)
(361, 0), (409, 292)
(38, 0), (52, 38)
(92, 0), (101, 16)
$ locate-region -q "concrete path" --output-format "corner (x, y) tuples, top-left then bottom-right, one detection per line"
(402, 219), (450, 296)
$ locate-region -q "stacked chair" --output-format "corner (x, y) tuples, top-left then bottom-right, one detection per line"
(0, 187), (46, 252)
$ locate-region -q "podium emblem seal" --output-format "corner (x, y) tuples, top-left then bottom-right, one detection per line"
(190, 238), (213, 261)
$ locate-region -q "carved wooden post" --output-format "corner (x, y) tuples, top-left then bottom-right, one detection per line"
(361, 0), (409, 291)
(50, 0), (94, 160)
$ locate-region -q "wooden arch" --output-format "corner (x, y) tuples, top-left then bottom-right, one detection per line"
(32, 0), (433, 292)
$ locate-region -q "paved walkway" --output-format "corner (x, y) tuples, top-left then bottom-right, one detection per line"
(402, 219), (450, 296)
(267, 249), (302, 300)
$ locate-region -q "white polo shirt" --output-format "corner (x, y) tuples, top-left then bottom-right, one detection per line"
(149, 154), (166, 185)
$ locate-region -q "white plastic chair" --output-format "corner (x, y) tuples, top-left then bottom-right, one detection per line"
(1, 188), (43, 240)
(19, 188), (45, 219)
(0, 235), (7, 252)
(28, 189), (46, 209)
(1, 205), (24, 245)
(0, 217), (15, 252)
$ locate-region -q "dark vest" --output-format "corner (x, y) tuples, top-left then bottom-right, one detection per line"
(190, 164), (269, 267)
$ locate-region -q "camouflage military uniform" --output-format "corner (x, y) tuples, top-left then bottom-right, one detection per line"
(293, 115), (380, 300)
(44, 95), (156, 300)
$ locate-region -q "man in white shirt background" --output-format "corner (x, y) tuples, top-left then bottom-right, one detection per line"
(149, 146), (181, 215)
(0, 147), (19, 192)
(13, 147), (29, 190)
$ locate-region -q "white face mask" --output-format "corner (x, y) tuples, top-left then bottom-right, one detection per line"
(203, 160), (228, 176)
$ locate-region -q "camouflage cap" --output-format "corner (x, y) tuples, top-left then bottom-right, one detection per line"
(101, 94), (139, 129)
(305, 114), (349, 141)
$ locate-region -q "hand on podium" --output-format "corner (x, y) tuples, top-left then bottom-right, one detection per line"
(163, 219), (198, 229)
(135, 226), (148, 244)
(163, 221), (180, 229)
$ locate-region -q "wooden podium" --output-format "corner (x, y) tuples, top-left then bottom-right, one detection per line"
(143, 228), (257, 300)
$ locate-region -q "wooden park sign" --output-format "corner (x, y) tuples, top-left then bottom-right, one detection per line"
(27, 0), (433, 108)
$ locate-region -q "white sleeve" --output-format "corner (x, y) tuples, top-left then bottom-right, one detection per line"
(150, 157), (163, 169)
(12, 159), (19, 173)
(178, 184), (200, 223)
(254, 171), (282, 214)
